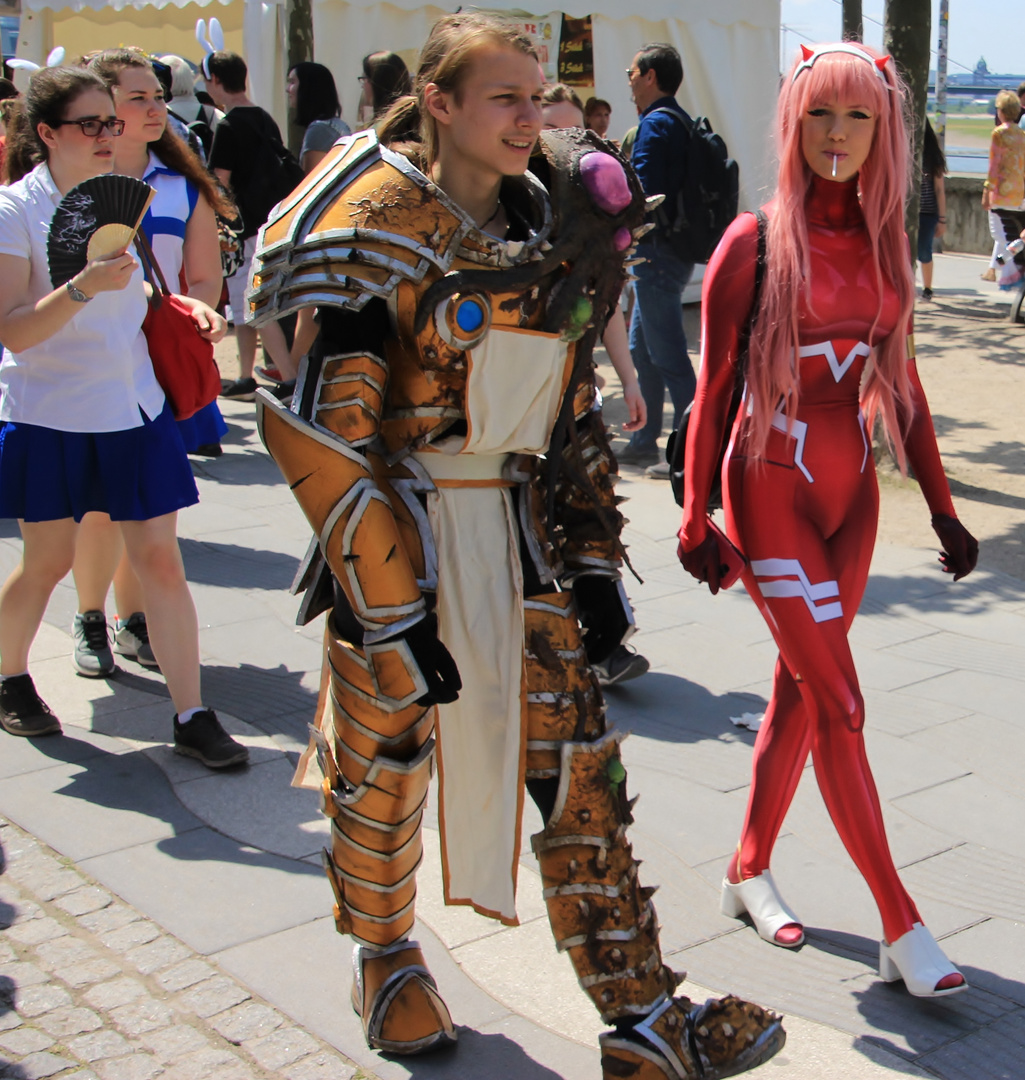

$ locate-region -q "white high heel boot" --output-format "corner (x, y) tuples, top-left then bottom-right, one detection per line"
(720, 871), (805, 948)
(878, 922), (967, 997)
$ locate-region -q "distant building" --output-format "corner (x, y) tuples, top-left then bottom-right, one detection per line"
(940, 56), (1025, 90)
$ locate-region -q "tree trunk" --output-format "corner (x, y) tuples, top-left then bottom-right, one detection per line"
(285, 0), (314, 156)
(842, 0), (864, 42)
(885, 0), (931, 261)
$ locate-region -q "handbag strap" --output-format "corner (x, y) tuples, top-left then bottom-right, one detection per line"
(134, 229), (171, 302)
(733, 208), (768, 388)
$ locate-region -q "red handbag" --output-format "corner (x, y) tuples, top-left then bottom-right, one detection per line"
(135, 232), (221, 421)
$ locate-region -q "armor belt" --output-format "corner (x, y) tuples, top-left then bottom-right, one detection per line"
(411, 450), (516, 487)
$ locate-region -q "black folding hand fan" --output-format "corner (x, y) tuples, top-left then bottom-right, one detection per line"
(47, 174), (156, 288)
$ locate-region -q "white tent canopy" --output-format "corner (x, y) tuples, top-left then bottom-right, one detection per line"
(17, 0), (780, 206)
(311, 0), (781, 208)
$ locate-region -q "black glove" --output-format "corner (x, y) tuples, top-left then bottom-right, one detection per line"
(931, 514), (979, 582)
(396, 612), (462, 706)
(572, 574), (629, 665)
(677, 531), (724, 595)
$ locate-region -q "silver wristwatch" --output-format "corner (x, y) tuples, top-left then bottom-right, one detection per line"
(66, 280), (92, 303)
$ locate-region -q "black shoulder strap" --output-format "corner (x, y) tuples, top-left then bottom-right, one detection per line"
(651, 105), (694, 137)
(734, 208), (768, 383)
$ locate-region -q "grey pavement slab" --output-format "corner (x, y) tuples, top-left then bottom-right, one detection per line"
(78, 828), (327, 956)
(168, 756), (328, 861)
(892, 773), (1025, 854)
(899, 845), (1025, 926)
(0, 752), (201, 863)
(905, 711), (1025, 796)
(913, 1006), (1025, 1080)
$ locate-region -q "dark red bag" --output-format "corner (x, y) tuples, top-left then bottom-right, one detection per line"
(135, 232), (220, 421)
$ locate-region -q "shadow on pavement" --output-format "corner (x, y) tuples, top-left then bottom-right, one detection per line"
(179, 537), (299, 592)
(861, 568), (1025, 615)
(105, 662), (316, 739)
(381, 1029), (566, 1079)
(13, 734), (322, 878)
(605, 670), (767, 746)
(188, 443), (282, 488)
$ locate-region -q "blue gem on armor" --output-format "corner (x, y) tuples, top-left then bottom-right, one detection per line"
(455, 299), (485, 333)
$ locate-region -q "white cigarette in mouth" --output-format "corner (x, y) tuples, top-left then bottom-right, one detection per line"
(831, 154), (838, 178)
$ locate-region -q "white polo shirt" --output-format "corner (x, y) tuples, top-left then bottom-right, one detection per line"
(0, 163), (165, 433)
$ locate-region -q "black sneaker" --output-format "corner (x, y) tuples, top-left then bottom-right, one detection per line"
(615, 443), (660, 467)
(0, 674), (62, 737)
(189, 443), (223, 457)
(173, 710), (249, 769)
(219, 377), (257, 402)
(72, 610), (115, 677)
(266, 379), (296, 403)
(593, 644), (650, 688)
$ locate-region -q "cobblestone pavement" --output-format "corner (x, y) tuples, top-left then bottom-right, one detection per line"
(0, 817), (378, 1080)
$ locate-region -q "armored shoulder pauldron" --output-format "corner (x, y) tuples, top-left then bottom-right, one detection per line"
(247, 129), (555, 326)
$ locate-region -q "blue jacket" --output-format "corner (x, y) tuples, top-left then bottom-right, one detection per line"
(631, 96), (691, 239)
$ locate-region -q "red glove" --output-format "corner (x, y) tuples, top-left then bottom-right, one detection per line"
(678, 531), (724, 594)
(931, 514), (978, 581)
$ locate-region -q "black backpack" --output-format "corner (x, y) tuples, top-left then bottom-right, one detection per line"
(168, 105), (218, 160)
(226, 110), (305, 237)
(650, 107), (739, 265)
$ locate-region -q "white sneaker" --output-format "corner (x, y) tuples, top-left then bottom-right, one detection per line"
(114, 613), (158, 668)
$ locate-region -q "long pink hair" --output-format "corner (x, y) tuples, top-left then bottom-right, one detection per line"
(745, 44), (915, 467)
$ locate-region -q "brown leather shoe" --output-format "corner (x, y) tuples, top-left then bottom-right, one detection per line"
(351, 940), (456, 1055)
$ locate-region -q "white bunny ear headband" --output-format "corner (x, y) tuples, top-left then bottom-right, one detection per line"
(7, 46), (66, 74)
(196, 17), (225, 81)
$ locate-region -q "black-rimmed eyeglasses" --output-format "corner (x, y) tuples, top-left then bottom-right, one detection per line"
(52, 118), (126, 137)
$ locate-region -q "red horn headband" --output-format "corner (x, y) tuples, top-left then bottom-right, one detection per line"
(793, 43), (893, 87)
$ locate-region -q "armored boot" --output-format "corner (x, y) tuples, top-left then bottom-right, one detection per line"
(350, 940), (456, 1055)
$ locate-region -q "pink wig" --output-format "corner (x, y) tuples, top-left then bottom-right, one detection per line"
(744, 43), (915, 467)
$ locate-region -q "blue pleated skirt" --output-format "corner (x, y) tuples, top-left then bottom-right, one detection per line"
(0, 399), (199, 523)
(176, 399), (228, 453)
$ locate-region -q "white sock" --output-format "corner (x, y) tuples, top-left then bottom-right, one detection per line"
(0, 671), (29, 682)
(177, 706), (206, 724)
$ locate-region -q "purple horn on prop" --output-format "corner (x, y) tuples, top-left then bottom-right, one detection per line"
(579, 152), (632, 215)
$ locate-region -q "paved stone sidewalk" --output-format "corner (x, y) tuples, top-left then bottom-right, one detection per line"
(0, 817), (376, 1080)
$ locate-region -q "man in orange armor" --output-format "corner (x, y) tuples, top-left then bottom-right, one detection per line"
(247, 14), (784, 1079)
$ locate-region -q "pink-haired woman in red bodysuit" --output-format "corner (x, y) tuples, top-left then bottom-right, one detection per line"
(678, 43), (978, 998)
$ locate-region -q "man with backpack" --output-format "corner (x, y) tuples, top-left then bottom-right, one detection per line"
(205, 51), (301, 400)
(619, 44), (727, 478)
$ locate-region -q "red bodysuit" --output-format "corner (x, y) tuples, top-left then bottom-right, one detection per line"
(681, 175), (957, 945)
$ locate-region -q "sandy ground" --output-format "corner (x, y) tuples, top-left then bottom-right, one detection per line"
(215, 266), (1025, 583)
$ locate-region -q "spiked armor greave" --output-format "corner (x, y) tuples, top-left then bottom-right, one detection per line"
(525, 593), (785, 1078)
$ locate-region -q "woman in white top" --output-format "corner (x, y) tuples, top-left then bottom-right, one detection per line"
(0, 66), (247, 768)
(71, 48), (235, 680)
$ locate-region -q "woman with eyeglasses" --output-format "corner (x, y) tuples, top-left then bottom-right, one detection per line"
(359, 50), (412, 124)
(0, 66), (248, 769)
(66, 47), (237, 682)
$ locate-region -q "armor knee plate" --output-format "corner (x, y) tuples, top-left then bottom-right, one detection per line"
(531, 730), (677, 1023)
(525, 593), (606, 777)
(315, 622), (437, 949)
